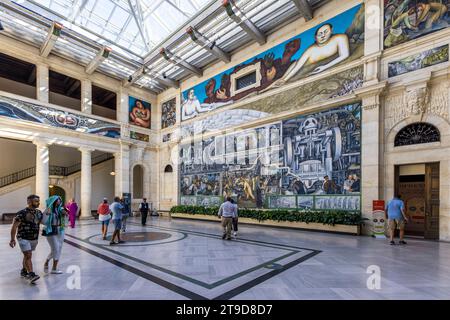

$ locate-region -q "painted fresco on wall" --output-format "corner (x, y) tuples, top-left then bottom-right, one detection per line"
(388, 45), (449, 77)
(129, 96), (151, 128)
(180, 66), (363, 138)
(130, 131), (149, 142)
(0, 95), (120, 138)
(384, 0), (450, 49)
(162, 133), (172, 143)
(179, 103), (361, 210)
(180, 4), (364, 122)
(161, 98), (176, 129)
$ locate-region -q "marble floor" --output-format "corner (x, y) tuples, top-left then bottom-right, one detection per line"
(1, 216), (450, 300)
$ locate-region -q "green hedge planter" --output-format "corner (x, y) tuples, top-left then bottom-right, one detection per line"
(169, 205), (367, 235)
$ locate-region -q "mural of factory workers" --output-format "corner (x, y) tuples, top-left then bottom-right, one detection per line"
(161, 98), (176, 129)
(180, 4), (364, 121)
(280, 103), (361, 196)
(384, 0), (450, 49)
(129, 96), (151, 128)
(179, 123), (283, 208)
(0, 95), (120, 138)
(388, 45), (449, 77)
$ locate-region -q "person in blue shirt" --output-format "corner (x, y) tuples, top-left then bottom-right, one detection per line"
(385, 194), (409, 245)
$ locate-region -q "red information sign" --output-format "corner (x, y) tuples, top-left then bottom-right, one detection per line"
(373, 200), (385, 211)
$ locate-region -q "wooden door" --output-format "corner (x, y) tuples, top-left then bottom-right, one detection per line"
(425, 163), (440, 239)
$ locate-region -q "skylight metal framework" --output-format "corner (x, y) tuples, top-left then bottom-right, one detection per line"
(0, 0), (327, 94)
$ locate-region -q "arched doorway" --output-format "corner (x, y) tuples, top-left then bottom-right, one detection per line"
(49, 185), (66, 204)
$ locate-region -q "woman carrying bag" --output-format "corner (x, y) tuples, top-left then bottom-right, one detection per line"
(42, 195), (68, 274)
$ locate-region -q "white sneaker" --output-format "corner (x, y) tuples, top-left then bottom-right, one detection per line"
(51, 269), (63, 274)
(233, 232), (237, 237)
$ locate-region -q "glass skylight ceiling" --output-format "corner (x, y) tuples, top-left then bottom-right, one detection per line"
(17, 0), (212, 58)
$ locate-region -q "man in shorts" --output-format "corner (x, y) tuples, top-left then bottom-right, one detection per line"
(109, 196), (125, 245)
(9, 194), (43, 284)
(385, 194), (409, 245)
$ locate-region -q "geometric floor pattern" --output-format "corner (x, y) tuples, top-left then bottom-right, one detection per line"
(1, 216), (450, 300)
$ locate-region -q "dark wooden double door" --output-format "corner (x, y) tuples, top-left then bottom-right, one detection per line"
(395, 163), (440, 240)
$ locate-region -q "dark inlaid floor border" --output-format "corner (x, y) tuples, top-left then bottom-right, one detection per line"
(65, 220), (322, 300)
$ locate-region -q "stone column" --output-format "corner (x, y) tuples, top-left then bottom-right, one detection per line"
(114, 143), (130, 197)
(81, 79), (92, 114)
(33, 139), (49, 209)
(36, 64), (49, 103)
(117, 88), (129, 124)
(363, 0), (383, 85)
(79, 147), (93, 219)
(360, 94), (383, 235)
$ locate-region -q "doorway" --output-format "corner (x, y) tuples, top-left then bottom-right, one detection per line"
(395, 163), (439, 239)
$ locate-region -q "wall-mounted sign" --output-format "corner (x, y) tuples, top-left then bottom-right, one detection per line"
(0, 95), (120, 138)
(129, 96), (151, 129)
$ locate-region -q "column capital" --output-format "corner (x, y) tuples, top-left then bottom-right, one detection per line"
(32, 138), (50, 147)
(78, 146), (95, 153)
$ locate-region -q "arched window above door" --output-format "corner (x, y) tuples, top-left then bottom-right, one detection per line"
(394, 123), (440, 147)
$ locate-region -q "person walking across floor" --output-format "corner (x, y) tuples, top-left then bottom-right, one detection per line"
(121, 198), (130, 233)
(385, 194), (409, 245)
(110, 196), (125, 245)
(97, 198), (111, 240)
(230, 198), (239, 238)
(139, 198), (150, 226)
(9, 194), (43, 284)
(65, 198), (78, 229)
(42, 195), (68, 274)
(218, 197), (237, 240)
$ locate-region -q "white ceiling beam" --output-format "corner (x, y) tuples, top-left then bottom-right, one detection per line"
(186, 26), (230, 63)
(127, 0), (151, 51)
(291, 0), (313, 20)
(160, 47), (202, 77)
(85, 46), (112, 74)
(40, 22), (62, 57)
(123, 66), (179, 89)
(222, 0), (266, 46)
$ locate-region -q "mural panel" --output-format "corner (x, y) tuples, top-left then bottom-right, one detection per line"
(161, 98), (176, 129)
(162, 133), (172, 143)
(129, 96), (151, 128)
(179, 103), (361, 210)
(0, 95), (120, 138)
(384, 0), (450, 49)
(181, 4), (364, 121)
(130, 131), (149, 142)
(180, 66), (363, 138)
(388, 45), (449, 77)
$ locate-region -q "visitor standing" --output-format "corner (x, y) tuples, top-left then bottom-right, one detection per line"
(386, 194), (408, 245)
(121, 198), (129, 233)
(323, 175), (338, 194)
(42, 195), (68, 274)
(218, 197), (237, 240)
(343, 175), (354, 194)
(9, 194), (43, 284)
(139, 198), (150, 226)
(230, 198), (239, 238)
(110, 196), (124, 245)
(66, 198), (78, 228)
(97, 198), (111, 240)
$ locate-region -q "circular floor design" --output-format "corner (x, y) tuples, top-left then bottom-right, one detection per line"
(105, 231), (171, 242)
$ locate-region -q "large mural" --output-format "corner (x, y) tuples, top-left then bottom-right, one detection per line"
(180, 66), (363, 139)
(388, 44), (448, 77)
(129, 96), (151, 128)
(0, 95), (120, 138)
(161, 98), (176, 129)
(179, 103), (361, 210)
(384, 0), (450, 49)
(180, 4), (364, 121)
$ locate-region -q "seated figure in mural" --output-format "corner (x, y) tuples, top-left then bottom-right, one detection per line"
(270, 23), (350, 87)
(385, 1), (448, 47)
(130, 100), (151, 128)
(181, 89), (210, 121)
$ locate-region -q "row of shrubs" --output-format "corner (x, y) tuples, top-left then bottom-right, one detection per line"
(169, 205), (365, 226)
